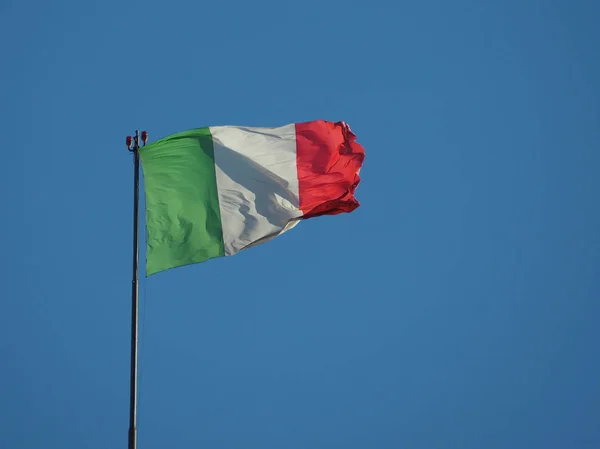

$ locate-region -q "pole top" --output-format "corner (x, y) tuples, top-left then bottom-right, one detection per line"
(126, 130), (147, 152)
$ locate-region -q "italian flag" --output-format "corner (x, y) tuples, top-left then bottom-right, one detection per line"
(140, 120), (365, 275)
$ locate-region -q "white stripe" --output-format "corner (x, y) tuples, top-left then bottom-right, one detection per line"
(210, 124), (302, 256)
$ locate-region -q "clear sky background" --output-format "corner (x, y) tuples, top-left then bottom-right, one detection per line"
(1, 1), (599, 448)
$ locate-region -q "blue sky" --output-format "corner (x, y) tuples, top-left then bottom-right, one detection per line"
(1, 1), (599, 448)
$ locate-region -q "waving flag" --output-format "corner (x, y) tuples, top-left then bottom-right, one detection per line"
(140, 120), (365, 275)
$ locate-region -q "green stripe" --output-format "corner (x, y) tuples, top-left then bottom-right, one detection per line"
(140, 128), (224, 276)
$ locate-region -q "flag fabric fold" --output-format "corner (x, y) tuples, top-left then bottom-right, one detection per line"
(139, 120), (365, 276)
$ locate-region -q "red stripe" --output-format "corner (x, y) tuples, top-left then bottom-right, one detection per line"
(295, 121), (365, 219)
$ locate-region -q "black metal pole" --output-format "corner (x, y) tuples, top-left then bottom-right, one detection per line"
(129, 130), (140, 449)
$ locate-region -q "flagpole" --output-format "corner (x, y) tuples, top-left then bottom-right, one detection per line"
(126, 130), (147, 449)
